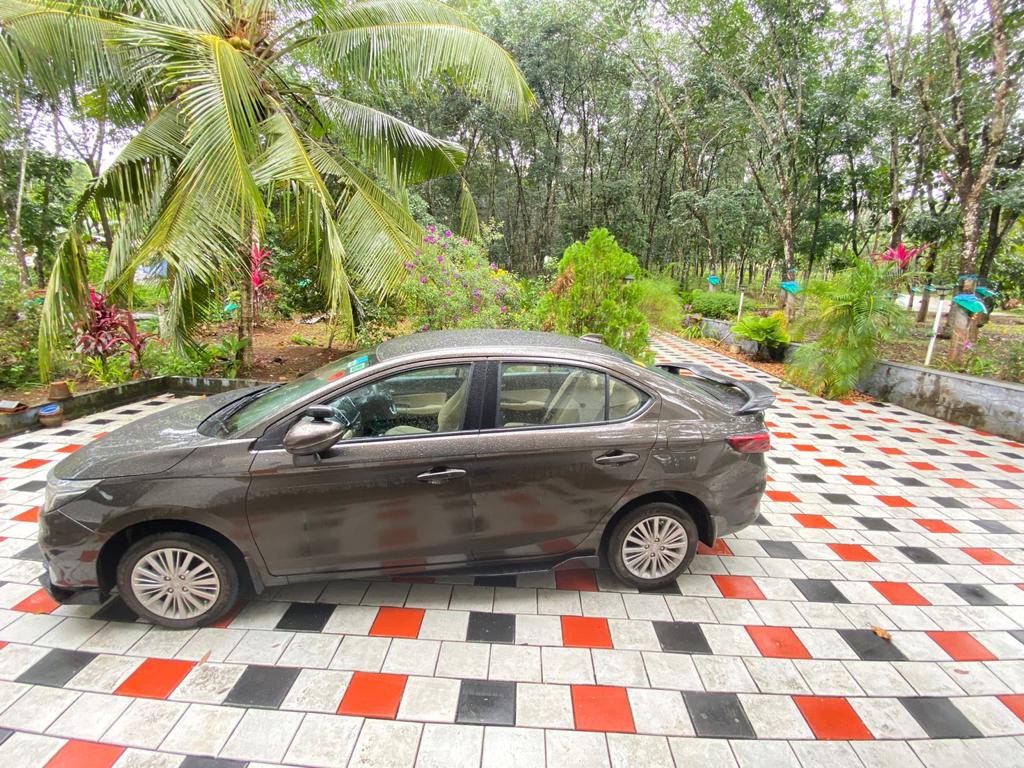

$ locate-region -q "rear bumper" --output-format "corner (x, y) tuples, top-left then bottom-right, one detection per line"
(713, 501), (760, 538)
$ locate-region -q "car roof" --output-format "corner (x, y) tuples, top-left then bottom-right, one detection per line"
(376, 329), (635, 366)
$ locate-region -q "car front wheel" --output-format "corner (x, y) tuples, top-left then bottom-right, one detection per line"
(608, 503), (698, 589)
(116, 533), (239, 629)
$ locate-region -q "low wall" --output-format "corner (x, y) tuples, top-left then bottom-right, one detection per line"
(0, 376), (262, 438)
(697, 318), (1024, 440)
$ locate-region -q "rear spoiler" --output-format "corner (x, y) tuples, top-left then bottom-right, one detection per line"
(656, 363), (776, 415)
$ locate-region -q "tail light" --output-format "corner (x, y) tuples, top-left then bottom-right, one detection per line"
(728, 432), (771, 453)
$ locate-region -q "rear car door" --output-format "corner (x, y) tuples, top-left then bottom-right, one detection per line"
(469, 360), (660, 561)
(245, 362), (481, 576)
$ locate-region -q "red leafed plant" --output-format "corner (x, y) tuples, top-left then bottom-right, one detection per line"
(876, 242), (928, 271)
(75, 288), (153, 370)
(250, 244), (275, 308)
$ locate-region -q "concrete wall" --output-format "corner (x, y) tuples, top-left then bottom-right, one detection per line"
(697, 318), (1024, 440)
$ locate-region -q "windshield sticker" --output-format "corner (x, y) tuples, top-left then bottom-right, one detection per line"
(326, 354), (372, 382)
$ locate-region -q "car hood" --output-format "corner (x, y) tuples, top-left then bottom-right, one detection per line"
(52, 388), (257, 480)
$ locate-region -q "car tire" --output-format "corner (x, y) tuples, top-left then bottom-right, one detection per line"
(116, 533), (239, 629)
(608, 503), (699, 590)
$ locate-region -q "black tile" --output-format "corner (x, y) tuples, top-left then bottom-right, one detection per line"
(946, 583), (1005, 606)
(684, 692), (755, 739)
(474, 575), (518, 587)
(15, 480), (46, 492)
(856, 516), (897, 532)
(15, 543), (42, 561)
(864, 460), (890, 470)
(952, 462), (982, 472)
(794, 474), (824, 483)
(759, 540), (806, 559)
(772, 457), (798, 466)
(653, 621), (711, 654)
(119, 408), (142, 415)
(54, 429), (81, 436)
(894, 476), (926, 488)
(838, 446), (863, 454)
(1009, 629), (1024, 648)
(275, 602), (334, 632)
(921, 448), (946, 456)
(974, 519), (1015, 534)
(15, 441), (43, 449)
(839, 629), (907, 661)
(990, 479), (1020, 490)
(897, 546), (947, 565)
(0, 728), (11, 746)
(638, 580), (682, 595)
(793, 579), (850, 604)
(16, 649), (97, 687)
(754, 514), (772, 526)
(89, 418), (113, 425)
(467, 612), (515, 644)
(224, 665), (301, 709)
(456, 679), (515, 725)
(812, 433), (836, 440)
(179, 759), (248, 768)
(900, 697), (983, 739)
(93, 596), (141, 623)
(932, 497), (966, 509)
(822, 493), (856, 505)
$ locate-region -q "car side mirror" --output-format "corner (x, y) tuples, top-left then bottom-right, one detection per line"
(283, 407), (344, 456)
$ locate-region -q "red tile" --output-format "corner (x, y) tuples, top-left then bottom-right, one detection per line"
(713, 575), (765, 600)
(746, 626), (811, 659)
(903, 427), (925, 433)
(46, 741), (124, 768)
(115, 658), (195, 699)
(853, 434), (877, 442)
(13, 589), (59, 614)
(879, 447), (905, 455)
(698, 539), (733, 557)
(772, 432), (796, 439)
(961, 450), (987, 458)
(871, 581), (930, 606)
(942, 477), (977, 489)
(369, 607), (425, 639)
(793, 696), (873, 740)
(56, 444), (83, 454)
(996, 463), (1022, 474)
(14, 458), (50, 469)
(561, 616), (613, 649)
(816, 459), (845, 468)
(842, 475), (876, 487)
(571, 685), (635, 733)
(999, 694), (1024, 722)
(93, 431), (109, 439)
(767, 490), (800, 503)
(554, 569), (599, 592)
(914, 519), (959, 534)
(908, 461), (938, 471)
(794, 444), (819, 452)
(828, 543), (878, 562)
(931, 437), (955, 445)
(793, 514), (835, 530)
(877, 495), (914, 508)
(13, 506), (39, 522)
(982, 497), (1018, 510)
(926, 631), (997, 662)
(962, 548), (1013, 566)
(338, 671), (407, 719)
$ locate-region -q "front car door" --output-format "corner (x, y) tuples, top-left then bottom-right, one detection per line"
(245, 362), (481, 576)
(469, 360), (660, 561)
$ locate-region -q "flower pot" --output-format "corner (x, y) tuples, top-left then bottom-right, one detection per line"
(48, 381), (72, 400)
(38, 403), (64, 428)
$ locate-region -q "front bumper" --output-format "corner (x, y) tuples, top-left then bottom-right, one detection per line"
(38, 505), (105, 595)
(39, 572), (105, 605)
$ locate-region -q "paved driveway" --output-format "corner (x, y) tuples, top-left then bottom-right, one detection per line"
(0, 333), (1021, 768)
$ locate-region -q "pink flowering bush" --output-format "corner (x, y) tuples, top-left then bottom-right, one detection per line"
(401, 226), (523, 332)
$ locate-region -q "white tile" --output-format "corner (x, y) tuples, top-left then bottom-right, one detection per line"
(0, 684), (79, 731)
(285, 712), (363, 768)
(159, 703), (244, 756)
(481, 726), (546, 768)
(396, 675), (460, 722)
(220, 708), (304, 763)
(47, 691), (131, 740)
(546, 729), (609, 768)
(628, 688), (693, 736)
(102, 698), (188, 749)
(515, 683), (573, 729)
(416, 723), (484, 768)
(350, 719), (422, 768)
(281, 668), (351, 713)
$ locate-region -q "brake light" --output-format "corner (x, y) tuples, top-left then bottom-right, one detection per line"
(728, 432), (771, 453)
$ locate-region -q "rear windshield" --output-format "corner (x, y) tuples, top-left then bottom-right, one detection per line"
(649, 365), (747, 410)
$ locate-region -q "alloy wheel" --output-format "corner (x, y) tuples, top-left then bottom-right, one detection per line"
(130, 547), (221, 620)
(620, 515), (688, 579)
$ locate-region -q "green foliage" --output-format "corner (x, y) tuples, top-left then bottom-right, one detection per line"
(0, 270), (43, 388)
(142, 343), (216, 378)
(678, 323), (704, 340)
(731, 312), (790, 360)
(636, 277), (683, 330)
(787, 260), (908, 398)
(83, 354), (132, 386)
(290, 334), (316, 346)
(210, 335), (250, 380)
(537, 229), (651, 362)
(687, 290), (742, 320)
(401, 227), (523, 332)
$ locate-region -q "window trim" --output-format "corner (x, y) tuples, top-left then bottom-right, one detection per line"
(254, 360), (485, 450)
(485, 359), (653, 433)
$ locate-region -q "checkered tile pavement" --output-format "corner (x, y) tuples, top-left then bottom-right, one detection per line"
(0, 333), (1022, 768)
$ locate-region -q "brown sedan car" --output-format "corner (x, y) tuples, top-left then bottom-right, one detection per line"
(40, 330), (773, 628)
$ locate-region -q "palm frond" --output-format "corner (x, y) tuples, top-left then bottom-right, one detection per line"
(457, 177), (480, 240)
(37, 231), (92, 382)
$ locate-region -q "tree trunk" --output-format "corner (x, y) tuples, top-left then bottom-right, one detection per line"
(238, 245), (255, 370)
(916, 244), (939, 323)
(947, 195), (984, 363)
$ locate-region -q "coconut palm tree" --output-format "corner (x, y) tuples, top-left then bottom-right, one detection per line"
(0, 0), (533, 376)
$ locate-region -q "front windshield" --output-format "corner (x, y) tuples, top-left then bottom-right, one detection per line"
(219, 348), (379, 435)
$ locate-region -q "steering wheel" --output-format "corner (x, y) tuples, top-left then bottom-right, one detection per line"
(333, 395), (363, 436)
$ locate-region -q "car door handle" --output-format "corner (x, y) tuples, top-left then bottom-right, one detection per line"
(416, 467), (467, 484)
(594, 451), (640, 466)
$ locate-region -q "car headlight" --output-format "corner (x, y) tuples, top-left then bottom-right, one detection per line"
(43, 476), (101, 514)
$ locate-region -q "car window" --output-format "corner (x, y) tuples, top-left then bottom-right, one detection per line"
(320, 364), (472, 440)
(498, 363), (608, 428)
(609, 377), (648, 420)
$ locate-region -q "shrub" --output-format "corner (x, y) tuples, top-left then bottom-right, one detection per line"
(636, 277), (683, 330)
(689, 290), (741, 319)
(401, 226), (523, 332)
(75, 289), (153, 379)
(731, 312), (790, 361)
(786, 259), (908, 398)
(536, 228), (651, 361)
(0, 271), (44, 388)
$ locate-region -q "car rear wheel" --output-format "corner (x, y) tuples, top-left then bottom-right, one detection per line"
(116, 533), (239, 629)
(608, 503), (698, 589)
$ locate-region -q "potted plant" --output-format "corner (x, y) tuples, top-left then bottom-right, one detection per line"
(731, 312), (790, 361)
